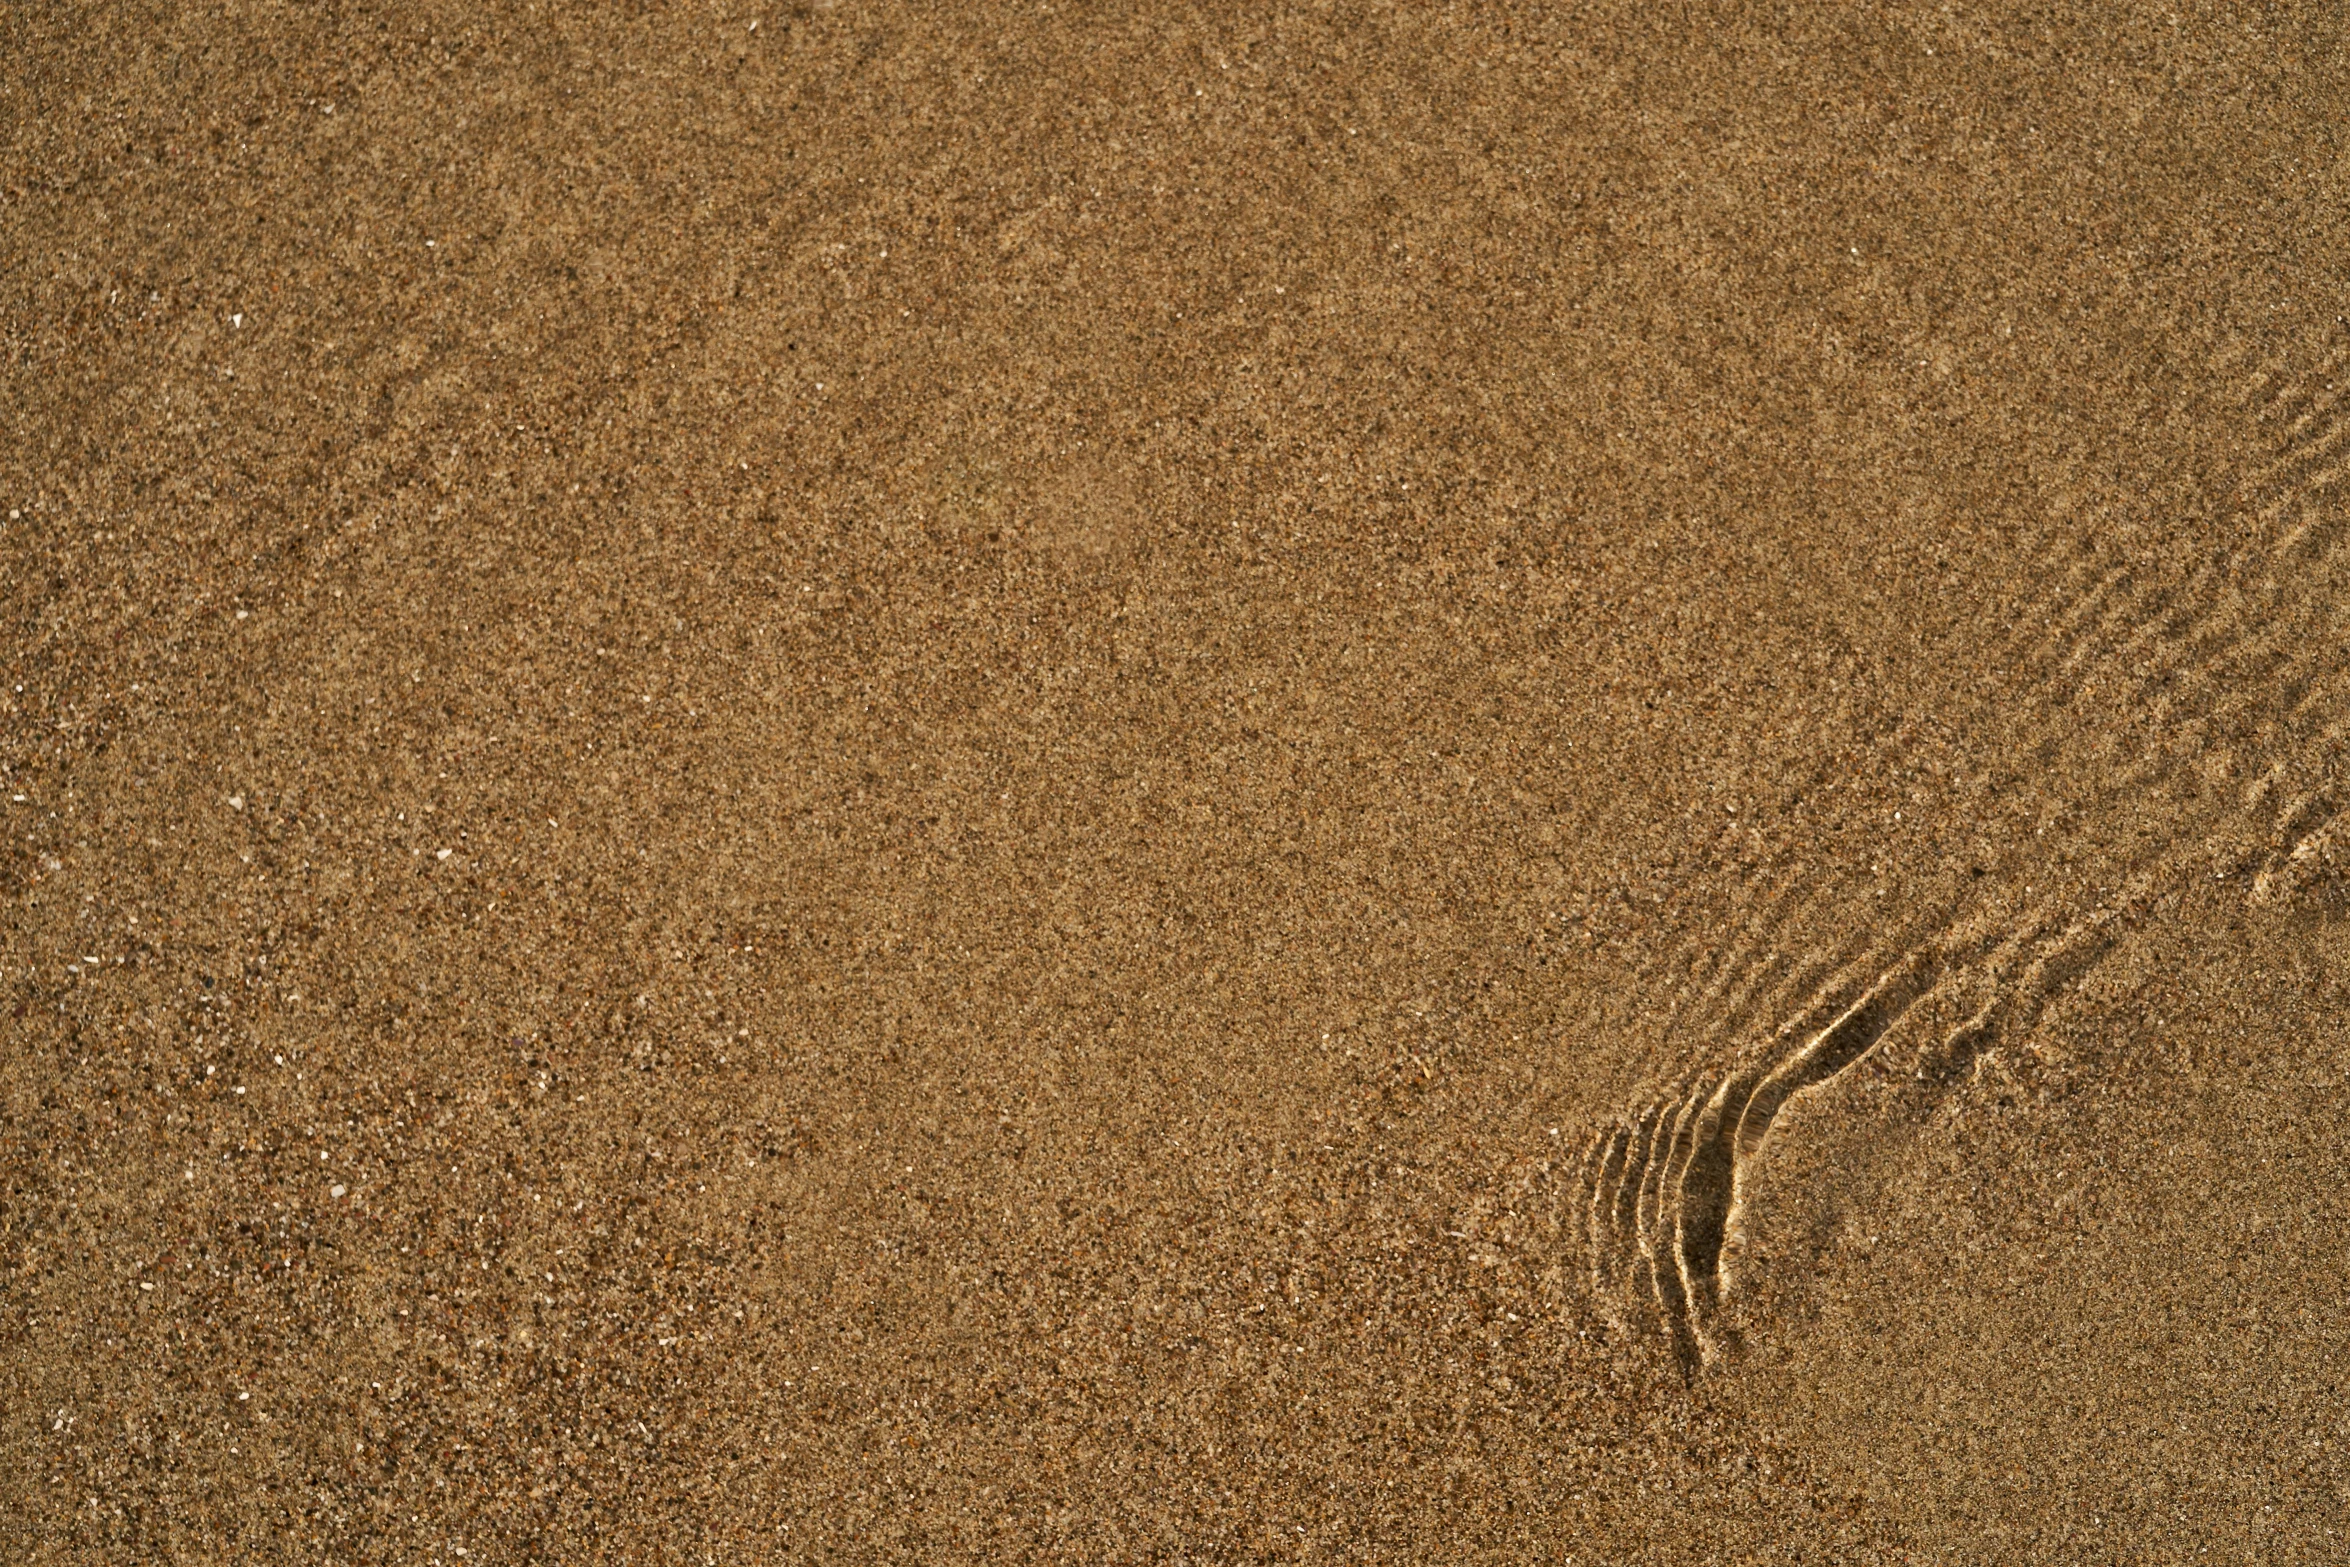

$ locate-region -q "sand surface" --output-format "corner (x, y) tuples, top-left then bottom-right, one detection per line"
(9, 1), (2350, 1559)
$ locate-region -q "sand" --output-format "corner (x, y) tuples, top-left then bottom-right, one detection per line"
(8, 0), (2350, 1559)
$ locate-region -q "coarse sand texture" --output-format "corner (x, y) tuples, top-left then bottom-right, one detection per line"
(9, 1), (2350, 1561)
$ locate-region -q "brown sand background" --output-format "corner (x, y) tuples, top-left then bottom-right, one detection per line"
(9, 0), (2350, 1559)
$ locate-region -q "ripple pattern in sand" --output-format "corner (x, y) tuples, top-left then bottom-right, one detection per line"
(1563, 316), (2350, 1364)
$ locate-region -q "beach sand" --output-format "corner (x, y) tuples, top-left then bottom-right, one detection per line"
(8, 1), (2350, 1558)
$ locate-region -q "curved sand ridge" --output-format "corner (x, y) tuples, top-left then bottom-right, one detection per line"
(1541, 315), (2350, 1365)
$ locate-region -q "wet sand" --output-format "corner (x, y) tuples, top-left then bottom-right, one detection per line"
(8, 1), (2350, 1559)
